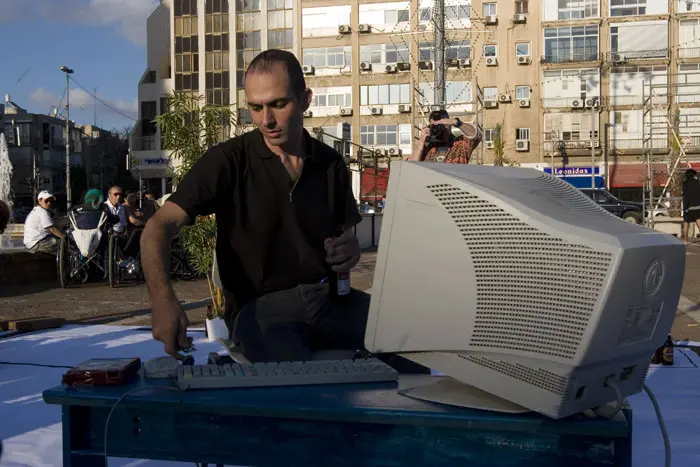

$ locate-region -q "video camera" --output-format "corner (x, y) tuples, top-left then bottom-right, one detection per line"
(426, 124), (454, 148)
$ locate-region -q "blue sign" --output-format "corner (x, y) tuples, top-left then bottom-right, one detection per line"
(143, 158), (169, 165)
(544, 166), (600, 176)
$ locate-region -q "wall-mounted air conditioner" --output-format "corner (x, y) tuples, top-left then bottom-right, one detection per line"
(358, 24), (371, 33)
(515, 140), (530, 152)
(571, 99), (585, 109)
(485, 100), (498, 108)
(518, 99), (530, 108)
(485, 15), (497, 25)
(513, 14), (526, 24)
(370, 107), (383, 115)
(360, 62), (372, 71)
(589, 140), (600, 148)
(338, 25), (351, 35)
(459, 58), (471, 67)
(585, 98), (599, 108)
(302, 65), (315, 75)
(397, 62), (411, 71)
(385, 64), (398, 74)
(387, 147), (402, 156)
(485, 141), (495, 149)
(303, 110), (313, 118)
(486, 57), (498, 66)
(499, 93), (511, 103)
(398, 104), (411, 113)
(611, 53), (627, 63)
(418, 61), (434, 70)
(340, 107), (352, 116)
(517, 55), (531, 65)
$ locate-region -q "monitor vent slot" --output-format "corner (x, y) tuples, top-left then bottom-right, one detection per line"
(428, 183), (612, 360)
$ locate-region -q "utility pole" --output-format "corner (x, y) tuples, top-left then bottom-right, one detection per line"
(434, 0), (445, 107)
(60, 65), (74, 209)
(591, 101), (596, 188)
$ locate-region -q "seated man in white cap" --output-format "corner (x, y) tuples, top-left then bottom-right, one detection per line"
(23, 190), (64, 253)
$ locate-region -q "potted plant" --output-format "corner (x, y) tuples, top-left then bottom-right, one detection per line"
(155, 92), (237, 340)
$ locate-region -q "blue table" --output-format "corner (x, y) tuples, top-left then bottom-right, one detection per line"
(43, 374), (632, 467)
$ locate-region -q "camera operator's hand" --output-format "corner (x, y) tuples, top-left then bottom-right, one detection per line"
(419, 126), (431, 142)
(409, 126), (433, 161)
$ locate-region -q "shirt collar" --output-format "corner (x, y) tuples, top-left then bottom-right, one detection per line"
(255, 128), (319, 161)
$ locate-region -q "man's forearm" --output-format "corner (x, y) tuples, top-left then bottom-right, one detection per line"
(141, 219), (178, 303)
(411, 143), (425, 161)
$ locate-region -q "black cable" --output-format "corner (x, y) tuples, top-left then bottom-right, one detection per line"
(0, 361), (73, 369)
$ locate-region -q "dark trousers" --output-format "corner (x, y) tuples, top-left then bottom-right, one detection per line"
(231, 283), (430, 373)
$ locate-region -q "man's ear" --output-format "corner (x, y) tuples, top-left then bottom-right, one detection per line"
(301, 88), (313, 112)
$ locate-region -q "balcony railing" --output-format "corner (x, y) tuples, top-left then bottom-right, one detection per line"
(607, 49), (669, 61)
(679, 47), (700, 59)
(541, 52), (601, 64)
(609, 138), (667, 150)
(608, 95), (669, 106)
(542, 97), (600, 108)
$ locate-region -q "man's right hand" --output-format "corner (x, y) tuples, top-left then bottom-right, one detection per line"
(419, 126), (431, 143)
(151, 296), (191, 360)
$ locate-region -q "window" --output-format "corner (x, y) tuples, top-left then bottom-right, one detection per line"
(236, 0), (259, 12)
(543, 69), (600, 105)
(360, 124), (412, 146)
(610, 0), (647, 16)
(419, 42), (435, 61)
(446, 40), (471, 60)
(484, 129), (494, 142)
(206, 0), (230, 105)
(418, 81), (472, 104)
(174, 0), (198, 16)
(544, 112), (599, 142)
(516, 85), (531, 99)
(516, 42), (530, 56)
(680, 20), (700, 58)
(236, 31), (261, 88)
(268, 0), (293, 50)
(484, 44), (498, 57)
(359, 2), (410, 28)
(360, 44), (410, 65)
(483, 3), (496, 16)
(303, 47), (352, 68)
(484, 87), (498, 101)
(611, 22), (668, 59)
(548, 0), (599, 20)
(516, 128), (530, 140)
(446, 4), (471, 22)
(302, 6), (352, 37)
(174, 5), (199, 93)
(515, 1), (529, 14)
(360, 84), (411, 105)
(310, 87), (352, 107)
(544, 25), (599, 63)
(680, 0), (700, 13)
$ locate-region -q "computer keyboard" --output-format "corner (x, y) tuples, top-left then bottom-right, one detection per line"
(177, 358), (399, 390)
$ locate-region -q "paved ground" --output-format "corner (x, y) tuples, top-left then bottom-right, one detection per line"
(2, 246), (700, 343)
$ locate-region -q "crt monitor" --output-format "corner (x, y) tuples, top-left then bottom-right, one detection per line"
(365, 161), (685, 419)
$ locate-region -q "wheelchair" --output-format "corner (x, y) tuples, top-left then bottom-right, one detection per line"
(56, 209), (110, 288)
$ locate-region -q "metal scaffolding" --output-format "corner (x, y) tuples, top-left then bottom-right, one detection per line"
(642, 73), (700, 229)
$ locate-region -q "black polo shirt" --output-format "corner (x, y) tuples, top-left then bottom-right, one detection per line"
(168, 128), (361, 307)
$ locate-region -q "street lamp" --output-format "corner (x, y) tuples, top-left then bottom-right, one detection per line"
(60, 65), (74, 209)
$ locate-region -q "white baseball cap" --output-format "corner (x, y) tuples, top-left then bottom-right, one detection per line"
(37, 190), (54, 201)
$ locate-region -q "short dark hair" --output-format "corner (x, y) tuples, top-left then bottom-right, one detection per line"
(0, 200), (9, 234)
(244, 49), (307, 96)
(429, 109), (449, 121)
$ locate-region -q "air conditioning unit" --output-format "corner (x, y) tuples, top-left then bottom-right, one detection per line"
(513, 14), (526, 24)
(340, 107), (352, 116)
(585, 98), (599, 108)
(571, 99), (585, 109)
(397, 62), (411, 71)
(302, 65), (315, 75)
(485, 141), (495, 149)
(589, 140), (600, 148)
(447, 58), (460, 68)
(360, 62), (372, 71)
(385, 64), (398, 74)
(518, 99), (531, 108)
(485, 15), (497, 25)
(517, 55), (531, 65)
(459, 58), (471, 67)
(611, 53), (627, 63)
(388, 147), (402, 156)
(374, 149), (383, 157)
(358, 24), (371, 33)
(418, 61), (434, 70)
(515, 140), (530, 152)
(486, 57), (498, 66)
(370, 107), (383, 115)
(303, 110), (313, 118)
(484, 100), (498, 109)
(338, 25), (351, 34)
(398, 104), (411, 113)
(499, 93), (511, 103)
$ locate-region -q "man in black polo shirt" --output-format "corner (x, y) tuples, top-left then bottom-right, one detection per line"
(141, 49), (368, 362)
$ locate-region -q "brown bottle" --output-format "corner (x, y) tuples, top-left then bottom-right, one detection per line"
(661, 334), (674, 366)
(328, 227), (351, 300)
(651, 345), (663, 365)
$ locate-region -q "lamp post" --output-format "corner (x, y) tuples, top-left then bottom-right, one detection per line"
(60, 65), (74, 209)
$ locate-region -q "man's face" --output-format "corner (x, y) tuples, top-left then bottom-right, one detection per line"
(108, 188), (123, 206)
(39, 197), (55, 210)
(430, 117), (450, 130)
(245, 64), (312, 148)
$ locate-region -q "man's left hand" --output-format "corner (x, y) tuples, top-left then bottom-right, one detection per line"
(324, 229), (361, 272)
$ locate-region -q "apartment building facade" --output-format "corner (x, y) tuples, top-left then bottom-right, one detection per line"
(133, 0), (700, 201)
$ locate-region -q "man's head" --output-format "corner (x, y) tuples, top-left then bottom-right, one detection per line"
(108, 186), (123, 206)
(37, 190), (55, 210)
(0, 200), (9, 234)
(125, 193), (138, 206)
(144, 191), (154, 201)
(429, 109), (450, 126)
(244, 49), (312, 149)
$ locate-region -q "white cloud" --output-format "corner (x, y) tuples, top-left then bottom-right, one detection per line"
(29, 87), (138, 122)
(0, 0), (159, 46)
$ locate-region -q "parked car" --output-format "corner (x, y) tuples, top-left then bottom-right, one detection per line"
(579, 188), (644, 224)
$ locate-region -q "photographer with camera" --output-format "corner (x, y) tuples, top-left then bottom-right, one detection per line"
(410, 109), (480, 163)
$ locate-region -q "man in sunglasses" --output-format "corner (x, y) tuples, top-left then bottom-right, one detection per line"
(103, 186), (127, 234)
(23, 190), (64, 253)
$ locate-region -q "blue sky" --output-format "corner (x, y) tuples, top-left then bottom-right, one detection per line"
(0, 0), (160, 132)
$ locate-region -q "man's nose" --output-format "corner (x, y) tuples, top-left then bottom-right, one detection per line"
(261, 107), (275, 128)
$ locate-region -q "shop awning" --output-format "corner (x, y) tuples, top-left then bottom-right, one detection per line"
(609, 163), (669, 188)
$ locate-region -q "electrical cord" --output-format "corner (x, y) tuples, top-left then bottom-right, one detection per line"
(591, 376), (623, 419)
(643, 383), (671, 467)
